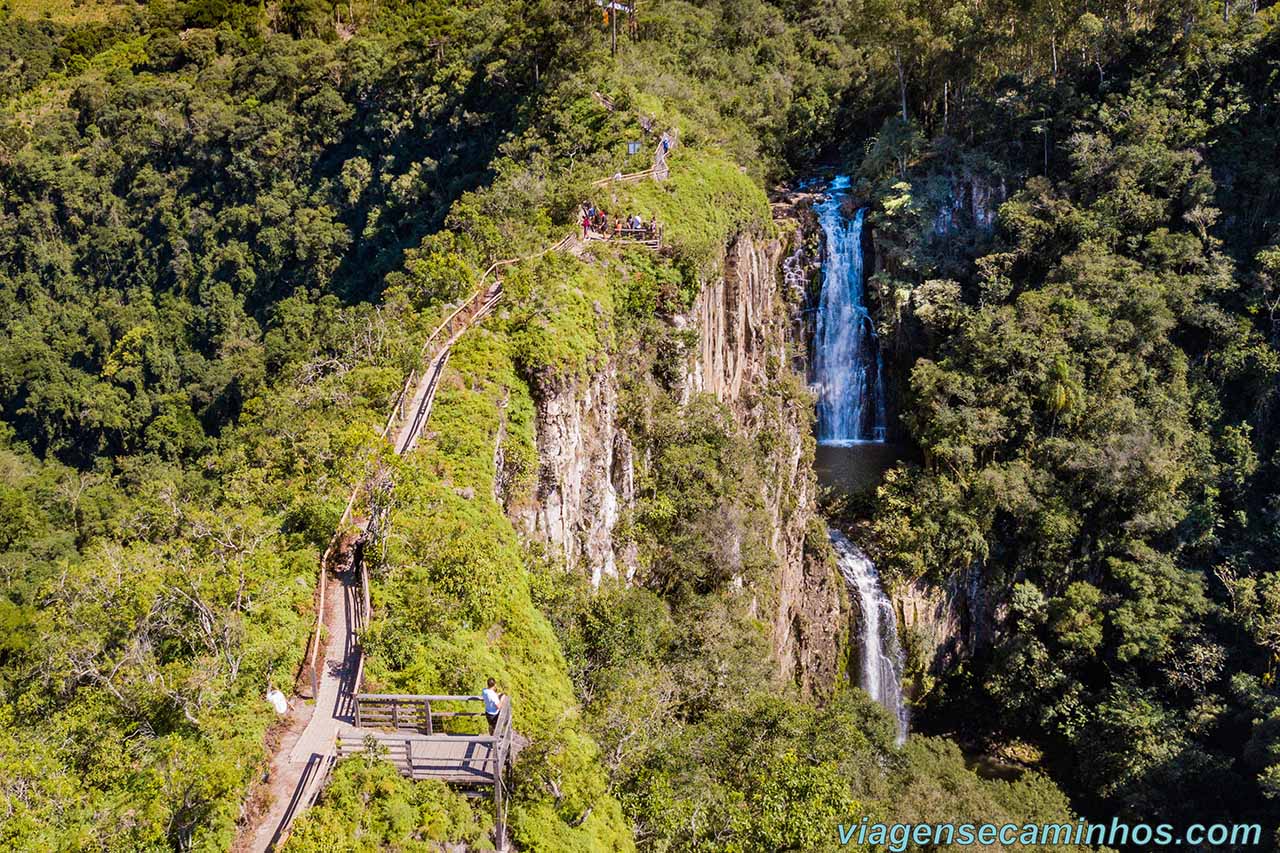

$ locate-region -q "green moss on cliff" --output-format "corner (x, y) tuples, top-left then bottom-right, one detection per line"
(609, 149), (775, 296)
(504, 252), (619, 385)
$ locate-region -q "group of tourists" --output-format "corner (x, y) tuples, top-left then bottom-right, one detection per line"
(580, 202), (660, 241)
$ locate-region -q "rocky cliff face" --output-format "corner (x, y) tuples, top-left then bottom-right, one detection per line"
(894, 573), (974, 673)
(513, 229), (846, 696)
(682, 232), (845, 696)
(513, 368), (637, 585)
(679, 233), (775, 402)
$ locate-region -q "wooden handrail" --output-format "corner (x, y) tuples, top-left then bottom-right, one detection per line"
(361, 561), (371, 629)
(358, 693), (484, 701)
(271, 749), (336, 850)
(379, 368), (416, 439)
(588, 227), (661, 244)
(343, 697), (513, 747)
(344, 732), (506, 746)
(591, 167), (658, 187)
(350, 554), (371, 694)
(297, 485), (363, 697)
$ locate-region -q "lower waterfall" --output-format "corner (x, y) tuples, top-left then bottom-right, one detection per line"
(832, 531), (909, 744)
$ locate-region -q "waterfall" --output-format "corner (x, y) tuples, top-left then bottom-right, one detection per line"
(832, 531), (909, 744)
(813, 176), (887, 444)
(808, 174), (906, 742)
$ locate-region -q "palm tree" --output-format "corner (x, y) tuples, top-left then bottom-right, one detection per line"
(1043, 356), (1082, 435)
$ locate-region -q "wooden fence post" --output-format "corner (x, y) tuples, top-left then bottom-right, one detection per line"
(494, 769), (505, 850)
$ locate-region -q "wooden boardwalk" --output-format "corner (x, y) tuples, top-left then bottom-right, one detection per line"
(238, 126), (677, 852)
(238, 549), (362, 853)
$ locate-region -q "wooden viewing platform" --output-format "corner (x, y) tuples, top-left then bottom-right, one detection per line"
(338, 695), (516, 833)
(586, 225), (662, 249)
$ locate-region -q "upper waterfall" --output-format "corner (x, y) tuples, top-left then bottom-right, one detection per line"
(813, 176), (887, 444)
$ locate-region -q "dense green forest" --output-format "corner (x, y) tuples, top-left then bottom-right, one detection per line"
(0, 0), (1278, 849)
(860, 6), (1280, 838)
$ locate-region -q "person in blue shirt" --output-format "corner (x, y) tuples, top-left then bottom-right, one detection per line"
(482, 678), (503, 734)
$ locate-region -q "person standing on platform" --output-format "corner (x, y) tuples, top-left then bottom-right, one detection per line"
(482, 678), (504, 734)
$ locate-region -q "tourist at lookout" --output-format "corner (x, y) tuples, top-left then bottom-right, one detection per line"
(482, 678), (503, 734)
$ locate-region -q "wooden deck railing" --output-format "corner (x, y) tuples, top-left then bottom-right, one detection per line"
(270, 748), (336, 851)
(591, 166), (660, 187)
(591, 127), (677, 188)
(588, 226), (662, 247)
(338, 696), (515, 785)
(354, 693), (491, 733)
(296, 487), (362, 698)
(349, 545), (372, 695)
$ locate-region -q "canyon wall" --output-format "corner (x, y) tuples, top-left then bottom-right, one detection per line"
(892, 570), (993, 681)
(512, 368), (637, 586)
(683, 232), (845, 696)
(514, 229), (847, 696)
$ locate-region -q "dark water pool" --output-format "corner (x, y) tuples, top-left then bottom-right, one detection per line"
(815, 441), (905, 496)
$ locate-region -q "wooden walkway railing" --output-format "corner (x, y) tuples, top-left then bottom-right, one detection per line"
(274, 127), (676, 851)
(296, 489), (362, 699)
(338, 696), (516, 841)
(353, 693), (489, 733)
(586, 226), (662, 248)
(591, 128), (676, 187)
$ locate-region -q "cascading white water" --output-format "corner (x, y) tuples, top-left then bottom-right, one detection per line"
(831, 531), (909, 744)
(813, 176), (887, 444)
(810, 179), (906, 741)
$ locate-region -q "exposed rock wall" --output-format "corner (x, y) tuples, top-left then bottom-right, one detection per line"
(513, 228), (846, 696)
(893, 566), (996, 678)
(514, 369), (636, 585)
(682, 232), (845, 696)
(680, 233), (776, 401)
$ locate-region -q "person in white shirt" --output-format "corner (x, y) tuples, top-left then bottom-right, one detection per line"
(482, 678), (503, 734)
(266, 684), (288, 715)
